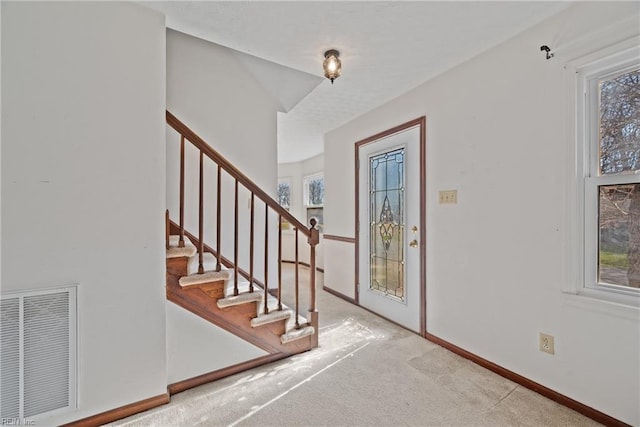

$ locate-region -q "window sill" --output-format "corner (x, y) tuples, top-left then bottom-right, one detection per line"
(562, 290), (639, 320)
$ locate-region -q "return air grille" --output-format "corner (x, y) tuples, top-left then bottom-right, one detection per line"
(0, 287), (76, 421)
(1, 298), (20, 418)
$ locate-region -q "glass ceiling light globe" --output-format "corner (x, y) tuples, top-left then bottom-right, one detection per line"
(323, 49), (341, 84)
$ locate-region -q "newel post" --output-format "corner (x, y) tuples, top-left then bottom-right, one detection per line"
(308, 218), (320, 348)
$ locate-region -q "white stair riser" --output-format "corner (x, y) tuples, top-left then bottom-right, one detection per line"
(188, 252), (218, 275)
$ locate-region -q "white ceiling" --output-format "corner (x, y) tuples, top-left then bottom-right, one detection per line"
(144, 1), (573, 163)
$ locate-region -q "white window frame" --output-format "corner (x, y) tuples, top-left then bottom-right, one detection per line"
(568, 37), (640, 306)
(303, 172), (324, 208)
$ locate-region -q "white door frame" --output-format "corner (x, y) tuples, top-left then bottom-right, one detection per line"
(354, 117), (426, 336)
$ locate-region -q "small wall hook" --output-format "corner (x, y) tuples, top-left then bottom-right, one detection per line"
(540, 45), (554, 60)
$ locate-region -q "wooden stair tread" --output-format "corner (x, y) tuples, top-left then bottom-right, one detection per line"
(179, 270), (231, 287)
(166, 246), (197, 259)
(281, 326), (315, 344)
(217, 291), (262, 308)
(225, 281), (309, 325)
(251, 309), (293, 327)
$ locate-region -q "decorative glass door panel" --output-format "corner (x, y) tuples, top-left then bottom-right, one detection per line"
(357, 120), (424, 334)
(369, 148), (405, 301)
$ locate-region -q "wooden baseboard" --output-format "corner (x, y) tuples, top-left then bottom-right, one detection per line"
(425, 333), (630, 427)
(168, 353), (289, 395)
(63, 354), (294, 426)
(61, 393), (170, 427)
(322, 285), (356, 304)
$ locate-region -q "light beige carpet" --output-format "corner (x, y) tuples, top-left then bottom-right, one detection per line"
(112, 265), (601, 427)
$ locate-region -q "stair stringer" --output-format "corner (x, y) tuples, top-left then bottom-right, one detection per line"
(166, 270), (313, 355)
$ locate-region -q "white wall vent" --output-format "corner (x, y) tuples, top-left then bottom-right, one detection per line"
(1, 287), (77, 421)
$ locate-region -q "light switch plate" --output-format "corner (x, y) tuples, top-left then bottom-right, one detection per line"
(439, 190), (457, 204)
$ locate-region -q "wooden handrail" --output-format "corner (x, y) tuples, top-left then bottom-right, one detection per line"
(166, 111), (311, 237)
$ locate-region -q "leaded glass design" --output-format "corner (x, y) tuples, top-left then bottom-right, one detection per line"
(369, 148), (405, 300)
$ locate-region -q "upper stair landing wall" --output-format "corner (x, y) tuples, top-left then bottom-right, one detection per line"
(167, 29), (281, 184)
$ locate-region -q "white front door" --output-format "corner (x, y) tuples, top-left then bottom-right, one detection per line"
(357, 123), (423, 333)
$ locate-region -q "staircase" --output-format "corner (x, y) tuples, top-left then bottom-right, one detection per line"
(165, 230), (316, 354)
(164, 111), (319, 388)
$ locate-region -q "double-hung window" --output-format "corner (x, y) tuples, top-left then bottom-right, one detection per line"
(575, 42), (639, 303)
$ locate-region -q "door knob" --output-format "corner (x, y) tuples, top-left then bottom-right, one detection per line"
(409, 239), (418, 248)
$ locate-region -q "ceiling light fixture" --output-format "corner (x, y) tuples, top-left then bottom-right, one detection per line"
(323, 49), (342, 84)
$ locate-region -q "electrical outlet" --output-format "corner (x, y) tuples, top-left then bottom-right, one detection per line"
(439, 190), (457, 204)
(539, 333), (555, 355)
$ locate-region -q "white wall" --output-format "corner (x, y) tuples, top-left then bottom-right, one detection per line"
(166, 302), (266, 384)
(167, 29), (280, 189)
(1, 2), (167, 424)
(280, 232), (324, 271)
(0, 1), (3, 293)
(323, 239), (354, 298)
(324, 2), (639, 424)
